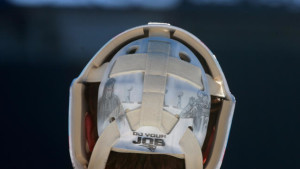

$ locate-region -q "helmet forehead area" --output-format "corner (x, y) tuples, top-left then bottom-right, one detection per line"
(114, 37), (203, 68)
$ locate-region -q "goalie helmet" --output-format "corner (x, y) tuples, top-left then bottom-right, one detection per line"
(69, 23), (235, 169)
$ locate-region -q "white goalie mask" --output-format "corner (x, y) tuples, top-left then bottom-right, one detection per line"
(69, 23), (235, 169)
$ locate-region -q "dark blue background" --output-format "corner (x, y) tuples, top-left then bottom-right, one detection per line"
(1, 3), (300, 169)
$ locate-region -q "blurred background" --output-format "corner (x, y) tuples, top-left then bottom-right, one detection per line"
(1, 0), (300, 168)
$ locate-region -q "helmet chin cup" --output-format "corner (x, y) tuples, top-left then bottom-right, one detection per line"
(69, 23), (235, 169)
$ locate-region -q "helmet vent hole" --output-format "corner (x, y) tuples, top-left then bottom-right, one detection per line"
(127, 46), (138, 54)
(179, 52), (191, 63)
(109, 117), (115, 123)
(188, 126), (193, 131)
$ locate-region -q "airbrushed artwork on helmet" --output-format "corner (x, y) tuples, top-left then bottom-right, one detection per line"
(98, 78), (124, 129)
(180, 91), (210, 136)
(98, 72), (210, 151)
(181, 91), (210, 118)
(164, 76), (210, 114)
(99, 75), (210, 123)
(98, 73), (144, 135)
(163, 75), (211, 144)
